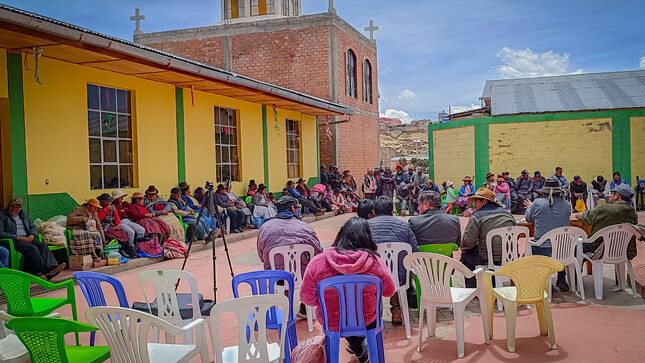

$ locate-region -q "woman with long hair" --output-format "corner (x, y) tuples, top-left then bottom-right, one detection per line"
(300, 217), (395, 363)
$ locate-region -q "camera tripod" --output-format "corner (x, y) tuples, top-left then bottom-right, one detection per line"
(177, 181), (234, 303)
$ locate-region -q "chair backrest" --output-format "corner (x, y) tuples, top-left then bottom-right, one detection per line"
(138, 269), (201, 325)
(494, 256), (563, 303)
(268, 244), (315, 288)
(418, 243), (459, 257)
(593, 224), (639, 263)
(73, 271), (129, 308)
(403, 252), (473, 304)
(316, 274), (383, 337)
(0, 269), (36, 316)
(209, 295), (288, 363)
(538, 226), (587, 264)
(85, 306), (193, 363)
(376, 242), (413, 287)
(486, 226), (529, 268)
(6, 317), (98, 363)
(232, 270), (296, 325)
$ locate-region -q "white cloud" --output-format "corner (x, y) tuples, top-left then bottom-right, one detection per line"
(380, 109), (413, 123)
(640, 56), (645, 69)
(497, 47), (583, 79)
(397, 89), (416, 100)
(449, 104), (481, 114)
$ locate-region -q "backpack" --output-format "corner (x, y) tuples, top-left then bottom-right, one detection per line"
(290, 335), (325, 363)
(163, 238), (189, 259)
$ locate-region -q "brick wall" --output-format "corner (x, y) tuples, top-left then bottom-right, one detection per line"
(147, 38), (224, 67)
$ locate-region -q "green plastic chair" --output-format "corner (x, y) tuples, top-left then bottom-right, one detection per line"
(176, 215), (189, 238)
(6, 317), (110, 363)
(0, 269), (79, 344)
(0, 238), (24, 270)
(245, 196), (252, 205)
(413, 243), (459, 308)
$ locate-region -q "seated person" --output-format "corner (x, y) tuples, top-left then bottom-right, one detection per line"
(456, 176), (476, 211)
(408, 184), (420, 215)
(569, 175), (589, 210)
(97, 193), (135, 258)
(493, 175), (511, 210)
(143, 185), (185, 242)
(0, 198), (65, 278)
(410, 191), (461, 246)
(329, 188), (346, 215)
(296, 178), (324, 211)
(591, 175), (609, 205)
(394, 182), (411, 215)
(422, 179), (440, 193)
(251, 184), (277, 220)
(215, 184), (245, 233)
(550, 166), (569, 191)
(287, 180), (324, 215)
(610, 171), (629, 189)
(513, 170), (534, 214)
(576, 184), (639, 258)
(531, 171), (546, 200)
(503, 171), (518, 210)
(111, 189), (146, 253)
(300, 217), (395, 363)
(0, 245), (8, 268)
(459, 188), (515, 288)
(67, 198), (107, 261)
(226, 185), (252, 226)
(481, 172), (496, 191)
(257, 196), (323, 317)
(247, 180), (258, 197)
(194, 187), (206, 204)
(169, 188), (215, 242)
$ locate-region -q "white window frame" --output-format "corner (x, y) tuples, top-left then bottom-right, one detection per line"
(214, 106), (241, 183)
(286, 119), (301, 178)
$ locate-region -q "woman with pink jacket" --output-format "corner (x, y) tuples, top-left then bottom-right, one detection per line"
(493, 175), (512, 210)
(300, 217), (395, 363)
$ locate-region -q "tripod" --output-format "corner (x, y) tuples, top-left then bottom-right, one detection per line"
(177, 181), (234, 303)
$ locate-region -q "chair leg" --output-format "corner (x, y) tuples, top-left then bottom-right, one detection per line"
(548, 275), (554, 303)
(495, 276), (504, 311)
(535, 302), (547, 336)
(377, 331), (385, 363)
(616, 263), (626, 290)
(283, 329), (292, 363)
(428, 306), (436, 338)
(326, 333), (340, 363)
(487, 294), (495, 341)
(575, 260), (586, 300)
(306, 305), (315, 333)
(289, 324), (298, 351)
(478, 294), (490, 344)
(89, 331), (95, 347)
(398, 287), (411, 339)
(592, 261), (604, 300)
(417, 305), (425, 352)
(366, 331), (380, 363)
(454, 304), (466, 358)
(501, 300), (518, 353)
(626, 261), (638, 298)
(542, 300), (557, 350)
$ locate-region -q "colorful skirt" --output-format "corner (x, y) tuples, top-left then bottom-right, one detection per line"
(136, 217), (170, 236)
(158, 214), (185, 242)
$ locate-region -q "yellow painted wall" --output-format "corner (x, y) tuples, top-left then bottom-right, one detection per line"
(631, 116), (645, 182)
(489, 118), (613, 182)
(433, 126), (475, 185)
(21, 55), (178, 203)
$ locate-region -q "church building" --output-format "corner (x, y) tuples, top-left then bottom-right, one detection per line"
(135, 0), (380, 185)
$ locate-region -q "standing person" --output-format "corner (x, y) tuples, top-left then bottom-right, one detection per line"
(570, 175), (589, 210)
(610, 171), (629, 189)
(502, 172), (518, 211)
(0, 198), (65, 278)
(215, 184), (245, 233)
(406, 167), (415, 185)
(514, 170), (534, 214)
(96, 193), (132, 257)
(394, 164), (410, 188)
(482, 172), (496, 191)
(550, 167), (569, 191)
(493, 175), (511, 210)
(366, 197), (419, 325)
(111, 189), (146, 250)
(411, 167), (427, 189)
(320, 165), (330, 186)
(456, 176), (476, 212)
(591, 175), (610, 205)
(532, 171), (546, 200)
(374, 168), (383, 197)
(363, 168), (377, 200)
(409, 191), (461, 246)
(67, 198), (107, 261)
(300, 217), (395, 363)
(443, 180), (456, 214)
(459, 188), (515, 288)
(524, 178), (571, 290)
(380, 166), (395, 199)
(257, 196), (323, 318)
(329, 164), (341, 189)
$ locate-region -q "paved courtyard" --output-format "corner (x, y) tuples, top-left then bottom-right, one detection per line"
(13, 213), (645, 362)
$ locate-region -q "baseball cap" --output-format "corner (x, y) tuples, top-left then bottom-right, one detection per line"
(8, 197), (22, 206)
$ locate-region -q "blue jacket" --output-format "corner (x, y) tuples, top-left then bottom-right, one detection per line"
(287, 186), (302, 198)
(368, 215), (419, 285)
(395, 171), (409, 186)
(422, 184), (440, 193)
(182, 195), (200, 211)
(458, 184), (476, 197)
(610, 179), (629, 189)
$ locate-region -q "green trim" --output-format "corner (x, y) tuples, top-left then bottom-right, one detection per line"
(427, 127), (434, 181)
(262, 105), (269, 188)
(7, 52), (27, 198)
(174, 87), (186, 183)
(474, 124), (489, 187)
(612, 114), (631, 183)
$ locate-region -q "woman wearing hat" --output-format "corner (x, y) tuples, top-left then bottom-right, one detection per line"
(143, 185), (185, 242)
(493, 175), (511, 210)
(67, 198), (108, 260)
(251, 184), (277, 220)
(96, 193), (133, 258)
(110, 189), (146, 256)
(443, 180), (456, 214)
(456, 176), (476, 212)
(125, 192), (170, 238)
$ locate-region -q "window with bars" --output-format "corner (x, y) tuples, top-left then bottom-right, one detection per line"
(286, 119), (301, 178)
(363, 59), (372, 104)
(87, 84), (134, 190)
(347, 49), (357, 98)
(215, 106), (240, 183)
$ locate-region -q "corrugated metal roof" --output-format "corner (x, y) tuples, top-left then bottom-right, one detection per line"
(480, 70), (645, 116)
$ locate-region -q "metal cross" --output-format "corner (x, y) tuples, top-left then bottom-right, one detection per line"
(130, 8), (145, 36)
(364, 20), (379, 41)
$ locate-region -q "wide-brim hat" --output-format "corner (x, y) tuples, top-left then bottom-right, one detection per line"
(145, 185), (158, 195)
(97, 193), (114, 203)
(131, 192), (144, 199)
(445, 180), (454, 188)
(496, 175), (505, 182)
(468, 188), (502, 206)
(85, 198), (101, 208)
(111, 189), (127, 199)
(462, 176), (472, 182)
(540, 178), (564, 193)
(297, 178), (306, 183)
(178, 181), (190, 190)
(486, 172), (495, 179)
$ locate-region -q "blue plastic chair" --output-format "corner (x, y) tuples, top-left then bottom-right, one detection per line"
(232, 270), (297, 363)
(73, 271), (130, 346)
(317, 274), (385, 363)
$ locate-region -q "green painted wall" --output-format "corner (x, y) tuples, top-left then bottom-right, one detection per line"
(175, 87), (186, 183)
(474, 124), (489, 187)
(7, 52), (27, 198)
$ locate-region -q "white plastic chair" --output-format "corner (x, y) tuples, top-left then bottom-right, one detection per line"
(526, 226), (587, 300)
(138, 269), (203, 343)
(0, 311), (29, 363)
(209, 294), (289, 363)
(85, 306), (208, 363)
(376, 242), (413, 339)
(269, 244), (317, 332)
(577, 224), (641, 300)
(403, 252), (490, 358)
(486, 226), (530, 310)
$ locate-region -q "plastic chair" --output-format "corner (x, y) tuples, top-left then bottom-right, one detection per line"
(0, 239), (24, 270)
(376, 242), (413, 339)
(404, 252), (489, 358)
(485, 255), (563, 353)
(73, 271), (130, 346)
(0, 269), (79, 344)
(209, 295), (289, 363)
(138, 269), (203, 343)
(414, 243), (459, 308)
(486, 226), (530, 310)
(6, 317), (110, 363)
(526, 226), (587, 300)
(85, 306), (209, 363)
(577, 224), (640, 300)
(268, 244), (317, 332)
(317, 274), (385, 363)
(176, 215), (189, 240)
(0, 311), (29, 363)
(232, 270), (297, 363)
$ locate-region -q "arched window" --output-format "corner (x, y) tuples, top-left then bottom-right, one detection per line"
(346, 49), (357, 98)
(363, 59), (372, 103)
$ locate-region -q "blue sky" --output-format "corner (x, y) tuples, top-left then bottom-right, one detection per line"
(4, 0), (645, 122)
